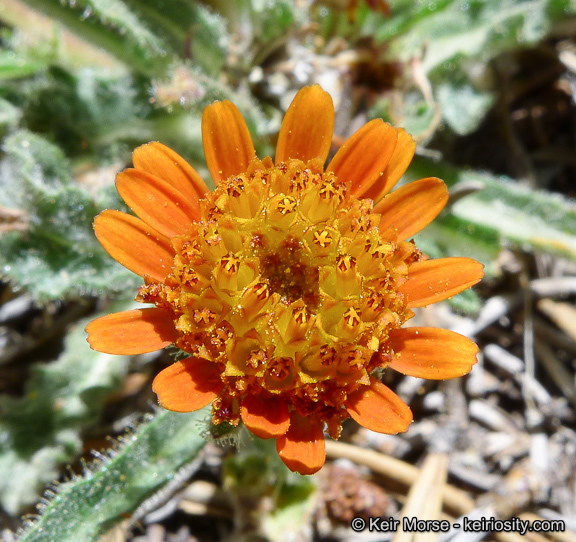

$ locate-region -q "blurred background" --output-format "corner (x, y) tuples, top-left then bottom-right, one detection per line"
(0, 1), (575, 541)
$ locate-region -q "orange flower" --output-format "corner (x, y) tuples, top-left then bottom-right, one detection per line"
(86, 85), (483, 475)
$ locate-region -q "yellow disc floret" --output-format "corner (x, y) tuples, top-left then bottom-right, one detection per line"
(137, 156), (422, 438)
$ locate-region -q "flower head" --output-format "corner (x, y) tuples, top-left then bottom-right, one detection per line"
(86, 85), (483, 475)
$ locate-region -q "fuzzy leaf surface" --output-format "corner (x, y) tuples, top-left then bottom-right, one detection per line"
(0, 312), (131, 514)
(18, 0), (172, 76)
(0, 130), (138, 300)
(16, 408), (207, 542)
(409, 158), (576, 265)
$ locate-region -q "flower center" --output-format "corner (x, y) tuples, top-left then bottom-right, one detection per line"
(137, 156), (422, 436)
(257, 234), (320, 310)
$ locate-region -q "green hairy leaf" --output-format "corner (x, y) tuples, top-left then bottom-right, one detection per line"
(410, 158), (576, 265)
(15, 408), (208, 542)
(0, 312), (131, 515)
(367, 0), (575, 135)
(0, 130), (138, 300)
(377, 0), (574, 71)
(436, 83), (495, 136)
(0, 50), (48, 81)
(18, 0), (172, 76)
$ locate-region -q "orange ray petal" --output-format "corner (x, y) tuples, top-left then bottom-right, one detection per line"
(201, 100), (256, 184)
(276, 412), (325, 475)
(388, 327), (479, 379)
(94, 210), (174, 281)
(374, 177), (448, 240)
(132, 142), (208, 201)
(275, 85), (334, 165)
(86, 308), (178, 355)
(346, 380), (412, 434)
(400, 257), (484, 308)
(362, 128), (416, 202)
(116, 169), (199, 238)
(153, 357), (224, 412)
(327, 119), (398, 197)
(240, 394), (290, 439)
